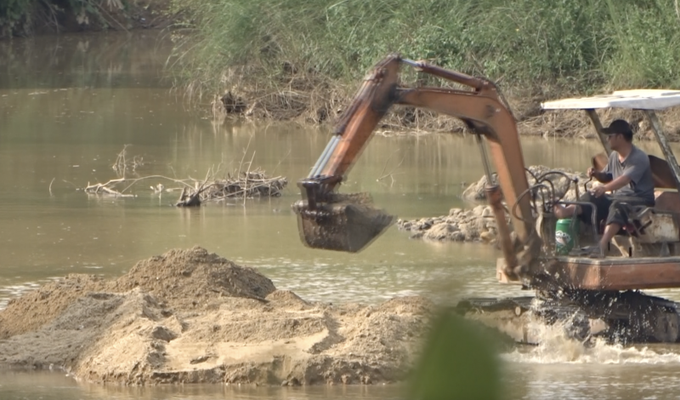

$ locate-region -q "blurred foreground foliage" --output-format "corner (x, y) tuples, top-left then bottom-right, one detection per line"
(409, 311), (503, 400)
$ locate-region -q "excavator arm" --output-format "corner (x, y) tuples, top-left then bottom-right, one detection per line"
(293, 54), (542, 281)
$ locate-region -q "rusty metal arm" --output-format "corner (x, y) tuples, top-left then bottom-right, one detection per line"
(303, 55), (494, 191)
(297, 54), (542, 278)
(298, 55), (401, 207)
(585, 109), (612, 155)
(394, 87), (541, 278)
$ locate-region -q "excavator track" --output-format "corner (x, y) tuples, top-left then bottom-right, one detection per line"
(456, 290), (680, 344)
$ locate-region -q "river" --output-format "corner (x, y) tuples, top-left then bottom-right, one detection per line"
(1, 31), (680, 400)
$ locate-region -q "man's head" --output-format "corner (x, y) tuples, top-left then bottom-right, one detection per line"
(602, 119), (634, 150)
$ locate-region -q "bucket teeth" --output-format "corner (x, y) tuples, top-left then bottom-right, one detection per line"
(292, 193), (395, 253)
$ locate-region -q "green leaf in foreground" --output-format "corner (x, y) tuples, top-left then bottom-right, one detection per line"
(409, 312), (501, 400)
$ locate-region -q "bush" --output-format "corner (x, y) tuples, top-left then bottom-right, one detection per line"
(0, 0), (35, 37)
(0, 0), (127, 38)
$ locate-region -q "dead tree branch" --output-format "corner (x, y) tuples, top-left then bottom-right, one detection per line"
(85, 147), (286, 205)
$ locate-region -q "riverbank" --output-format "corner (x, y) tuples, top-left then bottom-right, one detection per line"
(4, 2), (680, 140)
(163, 0), (680, 141)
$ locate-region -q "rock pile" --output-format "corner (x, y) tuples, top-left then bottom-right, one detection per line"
(461, 165), (587, 202)
(398, 165), (588, 244)
(398, 205), (502, 243)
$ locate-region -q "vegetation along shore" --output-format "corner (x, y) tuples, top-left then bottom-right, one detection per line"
(3, 0), (680, 138)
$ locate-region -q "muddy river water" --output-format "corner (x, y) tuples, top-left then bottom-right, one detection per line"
(2, 31), (680, 399)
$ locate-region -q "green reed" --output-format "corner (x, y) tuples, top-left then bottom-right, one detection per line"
(169, 0), (680, 101)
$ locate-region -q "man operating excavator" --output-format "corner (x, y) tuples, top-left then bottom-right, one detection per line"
(554, 119), (655, 257)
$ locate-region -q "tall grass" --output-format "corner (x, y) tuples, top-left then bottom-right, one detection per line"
(603, 0), (680, 88)
(170, 0), (680, 98)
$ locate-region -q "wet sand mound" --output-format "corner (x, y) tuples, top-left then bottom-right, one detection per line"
(0, 247), (433, 386)
(109, 247), (277, 309)
(0, 274), (108, 339)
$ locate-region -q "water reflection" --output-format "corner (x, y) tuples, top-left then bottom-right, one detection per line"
(0, 370), (404, 400)
(0, 32), (171, 89)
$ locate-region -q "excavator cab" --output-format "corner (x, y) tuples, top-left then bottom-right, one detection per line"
(541, 91), (680, 260)
(534, 91), (680, 301)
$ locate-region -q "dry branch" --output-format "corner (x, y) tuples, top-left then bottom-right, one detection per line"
(85, 147), (287, 205)
(84, 170), (287, 205)
(176, 169), (288, 207)
(85, 178), (136, 197)
(112, 145), (145, 177)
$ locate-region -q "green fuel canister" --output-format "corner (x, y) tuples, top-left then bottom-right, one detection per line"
(555, 218), (579, 255)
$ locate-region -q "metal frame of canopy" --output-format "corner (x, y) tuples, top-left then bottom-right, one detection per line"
(541, 89), (680, 192)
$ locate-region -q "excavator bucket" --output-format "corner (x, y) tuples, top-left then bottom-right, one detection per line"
(292, 193), (395, 253)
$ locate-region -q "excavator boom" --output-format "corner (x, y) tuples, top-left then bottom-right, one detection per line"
(293, 54), (542, 281)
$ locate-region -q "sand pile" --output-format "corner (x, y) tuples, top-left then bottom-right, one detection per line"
(0, 247), (433, 386)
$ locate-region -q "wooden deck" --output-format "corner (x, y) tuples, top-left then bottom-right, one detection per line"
(544, 256), (680, 290)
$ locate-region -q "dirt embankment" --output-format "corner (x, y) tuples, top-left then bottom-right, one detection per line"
(0, 247), (433, 386)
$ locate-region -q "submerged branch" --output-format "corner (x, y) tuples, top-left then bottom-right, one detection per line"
(84, 170), (287, 205)
(84, 146), (287, 205)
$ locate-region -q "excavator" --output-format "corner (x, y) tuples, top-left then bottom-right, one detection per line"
(292, 54), (680, 344)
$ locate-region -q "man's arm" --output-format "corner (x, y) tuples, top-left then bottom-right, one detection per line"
(587, 167), (613, 183)
(591, 175), (632, 197)
(601, 175), (632, 192)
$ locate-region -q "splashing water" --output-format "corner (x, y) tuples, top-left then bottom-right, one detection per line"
(503, 315), (680, 365)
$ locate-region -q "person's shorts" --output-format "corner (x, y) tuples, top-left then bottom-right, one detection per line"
(577, 193), (654, 227)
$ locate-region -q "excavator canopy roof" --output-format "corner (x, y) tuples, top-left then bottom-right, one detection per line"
(541, 89), (680, 111)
